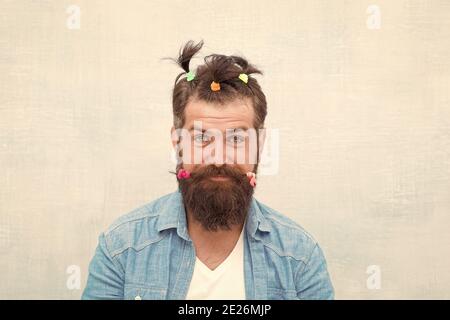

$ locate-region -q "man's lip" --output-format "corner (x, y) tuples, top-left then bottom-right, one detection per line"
(209, 175), (229, 181)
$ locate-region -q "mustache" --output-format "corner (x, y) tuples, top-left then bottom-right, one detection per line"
(189, 165), (247, 183)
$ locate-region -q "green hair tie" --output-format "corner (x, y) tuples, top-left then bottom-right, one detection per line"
(186, 71), (195, 82)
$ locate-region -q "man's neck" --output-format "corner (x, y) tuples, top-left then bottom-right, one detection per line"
(186, 209), (245, 270)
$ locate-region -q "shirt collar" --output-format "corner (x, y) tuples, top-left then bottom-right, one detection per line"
(156, 189), (271, 241)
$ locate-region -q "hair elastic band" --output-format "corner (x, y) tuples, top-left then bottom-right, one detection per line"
(238, 73), (248, 84)
(210, 81), (221, 91)
(186, 71), (195, 82)
(177, 168), (191, 179)
(246, 172), (256, 187)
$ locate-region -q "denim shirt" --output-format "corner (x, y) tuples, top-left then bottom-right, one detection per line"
(82, 190), (334, 300)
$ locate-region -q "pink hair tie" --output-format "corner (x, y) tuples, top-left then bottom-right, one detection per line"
(246, 172), (257, 188)
(177, 168), (191, 180)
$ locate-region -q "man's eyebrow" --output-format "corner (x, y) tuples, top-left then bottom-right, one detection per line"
(187, 126), (249, 131)
(187, 126), (201, 132)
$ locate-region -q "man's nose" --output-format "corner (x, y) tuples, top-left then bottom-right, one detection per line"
(203, 140), (234, 165)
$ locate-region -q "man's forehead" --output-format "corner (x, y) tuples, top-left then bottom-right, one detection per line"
(184, 97), (254, 129)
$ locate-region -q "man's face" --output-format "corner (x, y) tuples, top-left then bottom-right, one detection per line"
(176, 97), (257, 173)
(171, 97), (264, 231)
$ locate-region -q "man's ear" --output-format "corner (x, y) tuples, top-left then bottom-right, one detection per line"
(170, 126), (179, 149)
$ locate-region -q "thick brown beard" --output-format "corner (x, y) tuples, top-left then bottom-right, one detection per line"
(178, 164), (254, 232)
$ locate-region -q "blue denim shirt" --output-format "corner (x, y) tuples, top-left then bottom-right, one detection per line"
(82, 190), (334, 300)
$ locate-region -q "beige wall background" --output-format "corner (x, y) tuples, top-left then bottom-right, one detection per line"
(1, 0), (449, 299)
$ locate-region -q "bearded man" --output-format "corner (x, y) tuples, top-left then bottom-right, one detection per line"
(82, 40), (334, 300)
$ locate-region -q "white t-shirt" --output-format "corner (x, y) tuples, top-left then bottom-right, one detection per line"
(185, 227), (246, 300)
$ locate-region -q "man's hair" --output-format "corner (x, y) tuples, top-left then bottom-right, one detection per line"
(169, 40), (267, 129)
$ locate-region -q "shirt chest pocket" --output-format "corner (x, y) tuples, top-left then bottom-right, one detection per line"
(124, 283), (167, 300)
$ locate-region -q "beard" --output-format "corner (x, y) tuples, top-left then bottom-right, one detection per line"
(178, 164), (255, 232)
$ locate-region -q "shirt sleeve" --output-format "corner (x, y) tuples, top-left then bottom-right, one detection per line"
(81, 232), (124, 300)
(295, 243), (335, 300)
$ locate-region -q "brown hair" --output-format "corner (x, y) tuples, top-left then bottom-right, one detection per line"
(168, 40), (267, 129)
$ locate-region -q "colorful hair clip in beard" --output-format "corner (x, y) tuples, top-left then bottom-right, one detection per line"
(177, 168), (191, 180)
(246, 172), (257, 188)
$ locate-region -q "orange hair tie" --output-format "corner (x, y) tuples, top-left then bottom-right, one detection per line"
(210, 81), (221, 91)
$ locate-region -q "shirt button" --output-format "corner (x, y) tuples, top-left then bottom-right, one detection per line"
(135, 295), (142, 300)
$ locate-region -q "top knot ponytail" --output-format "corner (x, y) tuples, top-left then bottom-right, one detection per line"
(166, 40), (267, 130)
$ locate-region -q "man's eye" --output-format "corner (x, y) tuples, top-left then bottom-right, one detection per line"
(227, 134), (245, 144)
(194, 133), (210, 144)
